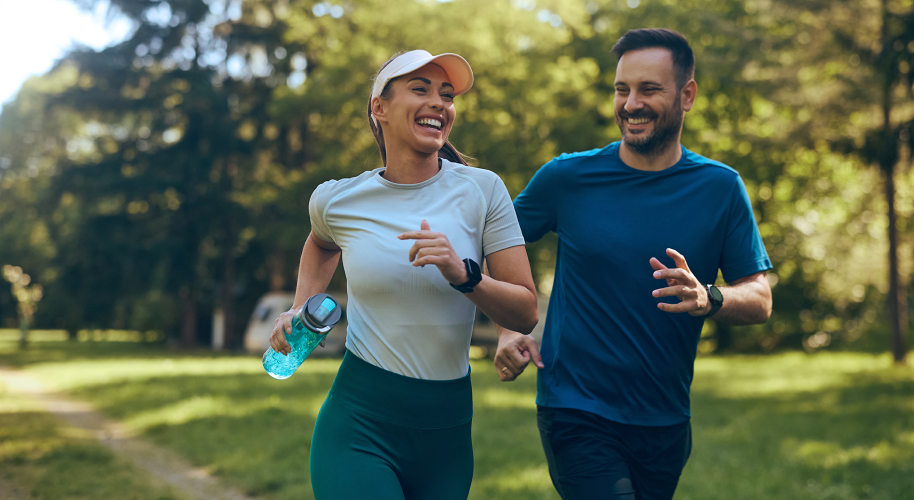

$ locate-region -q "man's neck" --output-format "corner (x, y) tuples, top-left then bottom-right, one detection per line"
(618, 140), (683, 172)
(382, 144), (439, 184)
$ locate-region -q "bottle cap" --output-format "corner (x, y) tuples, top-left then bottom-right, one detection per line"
(299, 293), (342, 333)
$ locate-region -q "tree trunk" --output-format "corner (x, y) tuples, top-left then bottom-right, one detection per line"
(222, 241), (236, 350)
(270, 247), (285, 291)
(880, 0), (908, 364)
(715, 321), (732, 352)
(883, 170), (908, 363)
(18, 317), (28, 348)
(181, 292), (196, 348)
(295, 123), (309, 169)
(221, 156), (238, 350)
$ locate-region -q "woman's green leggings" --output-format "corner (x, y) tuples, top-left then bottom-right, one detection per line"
(310, 351), (474, 500)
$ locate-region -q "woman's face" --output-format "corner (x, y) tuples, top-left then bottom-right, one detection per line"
(375, 63), (457, 155)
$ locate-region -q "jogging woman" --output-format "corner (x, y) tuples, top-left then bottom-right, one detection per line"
(269, 50), (538, 500)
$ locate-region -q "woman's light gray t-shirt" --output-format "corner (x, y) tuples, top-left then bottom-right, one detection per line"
(309, 159), (525, 380)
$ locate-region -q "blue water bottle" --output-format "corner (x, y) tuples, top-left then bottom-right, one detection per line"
(263, 293), (342, 380)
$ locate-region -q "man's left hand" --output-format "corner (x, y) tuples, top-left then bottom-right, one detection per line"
(650, 248), (711, 316)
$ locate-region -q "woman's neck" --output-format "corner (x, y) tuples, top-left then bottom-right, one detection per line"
(382, 143), (440, 184)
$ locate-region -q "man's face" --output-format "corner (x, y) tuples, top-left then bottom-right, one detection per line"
(613, 48), (685, 156)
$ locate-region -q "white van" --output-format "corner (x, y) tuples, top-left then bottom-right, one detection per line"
(243, 291), (349, 356)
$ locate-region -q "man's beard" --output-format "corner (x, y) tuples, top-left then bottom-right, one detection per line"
(617, 94), (683, 157)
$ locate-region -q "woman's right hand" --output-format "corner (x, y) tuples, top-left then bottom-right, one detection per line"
(269, 308), (299, 356)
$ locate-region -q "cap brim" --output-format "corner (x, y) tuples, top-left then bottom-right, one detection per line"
(425, 54), (474, 96)
(387, 53), (474, 97)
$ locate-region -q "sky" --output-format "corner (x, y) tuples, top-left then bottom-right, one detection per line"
(0, 0), (133, 108)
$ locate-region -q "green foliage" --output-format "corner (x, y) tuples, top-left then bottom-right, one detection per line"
(0, 0), (911, 352)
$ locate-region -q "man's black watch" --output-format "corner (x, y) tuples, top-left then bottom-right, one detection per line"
(449, 258), (482, 293)
(704, 284), (723, 317)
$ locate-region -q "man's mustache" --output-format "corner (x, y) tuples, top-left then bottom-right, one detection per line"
(618, 110), (657, 120)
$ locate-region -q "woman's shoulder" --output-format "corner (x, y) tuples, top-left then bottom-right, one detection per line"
(442, 160), (505, 188)
(315, 169), (381, 195)
(311, 169), (382, 212)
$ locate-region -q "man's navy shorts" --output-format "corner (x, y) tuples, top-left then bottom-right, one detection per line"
(537, 406), (692, 500)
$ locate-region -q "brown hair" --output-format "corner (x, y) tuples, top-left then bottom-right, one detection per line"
(367, 52), (470, 167)
(611, 29), (695, 92)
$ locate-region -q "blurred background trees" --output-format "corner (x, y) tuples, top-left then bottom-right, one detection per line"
(0, 0), (910, 358)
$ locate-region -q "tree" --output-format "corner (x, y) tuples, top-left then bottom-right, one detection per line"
(760, 0), (912, 362)
(0, 0), (310, 347)
(871, 0), (913, 363)
(0, 0), (908, 357)
(2, 265), (43, 347)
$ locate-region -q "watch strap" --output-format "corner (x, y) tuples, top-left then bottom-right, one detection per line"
(704, 284), (723, 317)
(449, 258), (482, 293)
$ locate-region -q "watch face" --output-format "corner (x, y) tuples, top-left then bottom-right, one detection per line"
(709, 285), (723, 303)
(465, 258), (481, 282)
(450, 258), (482, 293)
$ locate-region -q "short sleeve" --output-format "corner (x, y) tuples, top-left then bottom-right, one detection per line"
(481, 174), (526, 256)
(308, 181), (336, 243)
(513, 159), (559, 243)
(720, 175), (772, 282)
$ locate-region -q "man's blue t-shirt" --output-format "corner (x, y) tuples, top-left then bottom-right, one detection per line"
(514, 142), (771, 426)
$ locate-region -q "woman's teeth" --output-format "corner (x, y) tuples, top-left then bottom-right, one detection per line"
(417, 118), (442, 129)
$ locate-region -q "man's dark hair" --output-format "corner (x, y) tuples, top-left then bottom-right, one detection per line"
(611, 29), (695, 91)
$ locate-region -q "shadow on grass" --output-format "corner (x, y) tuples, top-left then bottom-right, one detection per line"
(469, 366), (558, 500)
(680, 370), (913, 500)
(4, 344), (909, 500)
(0, 341), (205, 368)
(0, 411), (185, 500)
(67, 371), (336, 499)
(59, 365), (560, 500)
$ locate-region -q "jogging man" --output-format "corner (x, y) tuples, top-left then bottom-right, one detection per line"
(494, 29), (773, 500)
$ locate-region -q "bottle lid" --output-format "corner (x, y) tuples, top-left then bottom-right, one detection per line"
(300, 293), (342, 333)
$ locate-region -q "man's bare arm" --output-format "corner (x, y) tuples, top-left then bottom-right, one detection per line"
(707, 271), (771, 325)
(651, 248), (771, 325)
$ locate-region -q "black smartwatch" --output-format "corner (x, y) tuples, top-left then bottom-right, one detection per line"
(704, 284), (723, 317)
(449, 258), (482, 293)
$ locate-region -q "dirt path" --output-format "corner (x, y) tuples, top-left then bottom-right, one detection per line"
(0, 367), (257, 500)
(0, 476), (29, 500)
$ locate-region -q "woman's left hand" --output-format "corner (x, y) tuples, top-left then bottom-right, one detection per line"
(398, 220), (468, 285)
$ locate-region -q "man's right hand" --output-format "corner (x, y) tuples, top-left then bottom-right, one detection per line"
(494, 328), (544, 381)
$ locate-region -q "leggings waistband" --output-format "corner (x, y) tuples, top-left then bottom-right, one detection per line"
(329, 350), (473, 429)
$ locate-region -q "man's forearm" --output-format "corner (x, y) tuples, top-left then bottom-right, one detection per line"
(710, 273), (772, 325)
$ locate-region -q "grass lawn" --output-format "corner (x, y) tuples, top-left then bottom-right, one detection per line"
(0, 336), (911, 500)
(0, 343), (188, 499)
(0, 392), (190, 500)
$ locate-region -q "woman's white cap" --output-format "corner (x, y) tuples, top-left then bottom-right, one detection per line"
(371, 50), (474, 102)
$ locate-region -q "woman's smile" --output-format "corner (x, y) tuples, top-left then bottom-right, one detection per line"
(415, 115), (445, 137)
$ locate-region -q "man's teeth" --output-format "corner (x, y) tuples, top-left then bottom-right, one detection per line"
(627, 117), (651, 124)
(417, 118), (442, 129)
